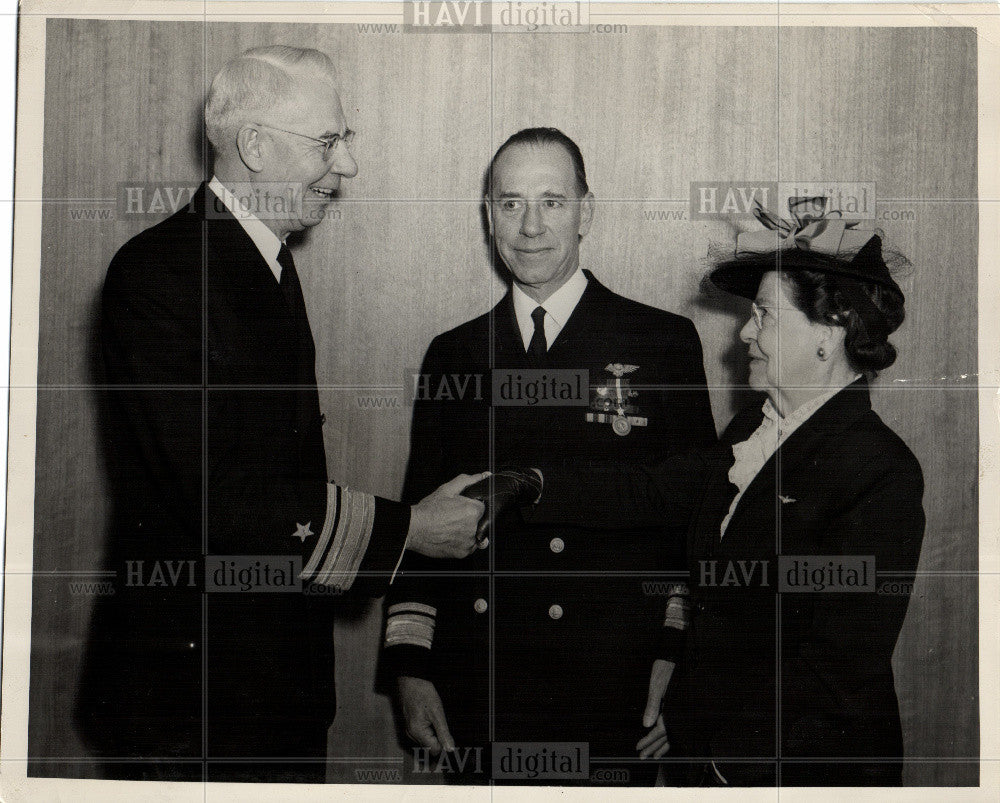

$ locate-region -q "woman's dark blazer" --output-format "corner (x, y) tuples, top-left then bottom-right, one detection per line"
(536, 377), (925, 786)
(671, 377), (926, 785)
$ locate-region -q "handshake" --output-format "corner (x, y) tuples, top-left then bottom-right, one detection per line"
(405, 468), (542, 559)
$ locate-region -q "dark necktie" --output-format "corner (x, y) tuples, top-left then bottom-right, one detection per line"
(276, 243), (318, 390)
(277, 244), (301, 309)
(527, 305), (547, 357)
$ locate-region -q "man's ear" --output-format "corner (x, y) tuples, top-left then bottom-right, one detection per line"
(484, 195), (494, 238)
(578, 191), (595, 237)
(236, 125), (265, 173)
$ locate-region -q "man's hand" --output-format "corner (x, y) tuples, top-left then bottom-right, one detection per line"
(636, 658), (675, 759)
(460, 467), (542, 542)
(406, 473), (487, 559)
(398, 676), (455, 754)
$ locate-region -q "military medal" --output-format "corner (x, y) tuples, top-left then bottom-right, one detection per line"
(612, 415), (632, 436)
(587, 363), (649, 436)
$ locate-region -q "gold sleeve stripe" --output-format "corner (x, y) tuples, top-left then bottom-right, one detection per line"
(663, 583), (692, 631)
(338, 488), (376, 584)
(300, 483), (342, 581)
(384, 612), (436, 650)
(315, 486), (359, 587)
(388, 602), (437, 618)
(315, 487), (375, 591)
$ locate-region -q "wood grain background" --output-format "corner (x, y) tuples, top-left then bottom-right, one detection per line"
(27, 18), (978, 785)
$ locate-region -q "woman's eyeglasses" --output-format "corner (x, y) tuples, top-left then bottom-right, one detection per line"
(750, 302), (805, 329)
(750, 301), (769, 329)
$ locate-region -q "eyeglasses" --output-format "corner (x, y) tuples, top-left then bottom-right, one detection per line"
(255, 123), (355, 162)
(750, 302), (805, 329)
(750, 301), (769, 329)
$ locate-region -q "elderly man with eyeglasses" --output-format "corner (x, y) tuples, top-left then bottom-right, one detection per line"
(77, 45), (485, 784)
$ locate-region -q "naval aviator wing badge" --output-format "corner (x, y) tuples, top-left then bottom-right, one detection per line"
(587, 363), (649, 436)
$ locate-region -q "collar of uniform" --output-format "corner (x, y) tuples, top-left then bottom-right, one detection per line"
(208, 176), (285, 281)
(511, 268), (588, 350)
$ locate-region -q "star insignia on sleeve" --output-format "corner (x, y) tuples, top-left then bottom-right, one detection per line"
(292, 522), (314, 541)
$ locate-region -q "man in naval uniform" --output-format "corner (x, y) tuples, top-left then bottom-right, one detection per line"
(381, 128), (716, 786)
(77, 46), (484, 783)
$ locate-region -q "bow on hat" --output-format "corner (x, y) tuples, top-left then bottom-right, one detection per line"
(736, 196), (880, 257)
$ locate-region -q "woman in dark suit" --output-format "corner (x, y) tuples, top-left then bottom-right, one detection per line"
(638, 208), (925, 786)
(527, 201), (925, 786)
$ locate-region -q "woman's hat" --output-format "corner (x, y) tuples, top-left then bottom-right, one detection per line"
(709, 196), (903, 300)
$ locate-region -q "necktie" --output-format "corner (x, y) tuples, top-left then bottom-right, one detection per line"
(277, 244), (300, 309)
(276, 242), (314, 353)
(276, 242), (318, 389)
(527, 305), (547, 357)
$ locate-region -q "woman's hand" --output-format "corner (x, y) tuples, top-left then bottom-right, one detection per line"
(642, 658), (675, 727)
(636, 714), (670, 759)
(637, 658), (675, 759)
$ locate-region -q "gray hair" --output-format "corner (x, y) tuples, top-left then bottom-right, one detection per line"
(204, 45), (337, 155)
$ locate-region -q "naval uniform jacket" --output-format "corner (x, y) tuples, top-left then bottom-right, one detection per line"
(382, 274), (716, 765)
(77, 183), (410, 780)
(536, 377), (925, 786)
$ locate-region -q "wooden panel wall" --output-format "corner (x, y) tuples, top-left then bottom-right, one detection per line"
(27, 19), (977, 785)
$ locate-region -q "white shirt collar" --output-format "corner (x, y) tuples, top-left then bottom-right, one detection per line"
(511, 268), (589, 352)
(208, 176), (284, 283)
